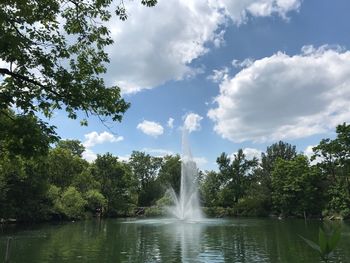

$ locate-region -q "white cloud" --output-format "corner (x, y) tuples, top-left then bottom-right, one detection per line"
(231, 148), (262, 161)
(82, 148), (97, 162)
(117, 155), (131, 162)
(208, 67), (229, 83)
(184, 113), (203, 133)
(107, 0), (224, 94)
(105, 0), (301, 94)
(142, 148), (175, 157)
(137, 120), (164, 137)
(304, 145), (323, 165)
(213, 0), (302, 24)
(83, 131), (124, 148)
(81, 131), (124, 162)
(243, 148), (262, 160)
(167, 117), (175, 129)
(232, 58), (254, 68)
(208, 46), (350, 142)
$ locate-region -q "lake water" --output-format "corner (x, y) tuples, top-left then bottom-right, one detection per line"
(1, 218), (350, 262)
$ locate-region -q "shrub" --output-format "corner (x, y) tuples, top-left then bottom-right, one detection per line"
(85, 189), (107, 213)
(59, 187), (87, 219)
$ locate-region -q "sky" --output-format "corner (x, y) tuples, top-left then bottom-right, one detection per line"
(38, 0), (350, 170)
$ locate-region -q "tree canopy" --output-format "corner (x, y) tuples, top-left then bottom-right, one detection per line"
(0, 0), (156, 124)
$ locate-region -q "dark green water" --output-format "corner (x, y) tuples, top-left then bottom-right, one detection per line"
(1, 218), (349, 262)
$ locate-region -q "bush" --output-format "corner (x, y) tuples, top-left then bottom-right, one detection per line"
(144, 206), (167, 217)
(203, 207), (234, 217)
(156, 191), (174, 207)
(235, 198), (270, 217)
(85, 189), (107, 213)
(59, 187), (87, 219)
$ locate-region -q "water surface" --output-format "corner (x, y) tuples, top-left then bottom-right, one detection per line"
(1, 218), (350, 262)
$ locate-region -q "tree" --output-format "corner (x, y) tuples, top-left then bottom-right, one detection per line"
(0, 154), (50, 221)
(261, 141), (297, 174)
(56, 140), (85, 157)
(0, 110), (55, 221)
(271, 155), (325, 217)
(312, 123), (350, 217)
(255, 141), (298, 207)
(58, 186), (87, 219)
(129, 151), (163, 206)
(200, 171), (221, 207)
(91, 153), (137, 215)
(158, 155), (181, 195)
(0, 0), (156, 125)
(85, 189), (107, 213)
(0, 110), (57, 158)
(216, 149), (258, 206)
(48, 147), (88, 188)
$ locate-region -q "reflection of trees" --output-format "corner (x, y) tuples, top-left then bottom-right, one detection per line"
(2, 219), (350, 262)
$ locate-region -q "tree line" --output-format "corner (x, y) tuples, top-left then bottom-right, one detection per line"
(1, 110), (349, 221)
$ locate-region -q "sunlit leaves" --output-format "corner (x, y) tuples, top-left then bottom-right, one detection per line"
(0, 0), (158, 125)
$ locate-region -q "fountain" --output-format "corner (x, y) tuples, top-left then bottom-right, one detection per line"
(167, 130), (203, 221)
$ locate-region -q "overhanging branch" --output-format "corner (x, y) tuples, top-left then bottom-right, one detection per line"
(0, 68), (60, 97)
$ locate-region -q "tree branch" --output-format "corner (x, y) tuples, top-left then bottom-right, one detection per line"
(0, 68), (60, 97)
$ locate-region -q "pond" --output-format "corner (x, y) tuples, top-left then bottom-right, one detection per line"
(1, 218), (350, 262)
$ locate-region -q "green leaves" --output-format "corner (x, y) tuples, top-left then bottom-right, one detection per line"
(141, 0), (158, 7)
(0, 0), (157, 127)
(300, 224), (341, 262)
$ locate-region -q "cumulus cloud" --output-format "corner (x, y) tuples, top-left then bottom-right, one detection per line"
(81, 131), (124, 162)
(167, 117), (175, 129)
(105, 0), (301, 94)
(107, 0), (224, 94)
(184, 113), (203, 133)
(83, 131), (124, 148)
(82, 148), (97, 162)
(137, 120), (164, 137)
(213, 0), (302, 24)
(208, 46), (350, 142)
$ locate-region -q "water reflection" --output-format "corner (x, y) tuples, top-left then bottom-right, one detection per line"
(1, 218), (350, 262)
(123, 219), (224, 262)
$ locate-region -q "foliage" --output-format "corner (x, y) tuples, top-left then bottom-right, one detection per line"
(234, 198), (270, 217)
(91, 153), (137, 216)
(144, 206), (166, 217)
(0, 153), (50, 221)
(156, 191), (174, 207)
(300, 224), (341, 262)
(58, 186), (87, 219)
(129, 151), (163, 206)
(272, 155), (325, 217)
(85, 189), (107, 213)
(1, 123), (350, 223)
(261, 141), (297, 174)
(256, 141), (298, 207)
(200, 171), (221, 207)
(48, 147), (87, 188)
(56, 140), (85, 157)
(312, 123), (350, 218)
(0, 110), (57, 158)
(216, 149), (258, 205)
(0, 0), (157, 125)
(72, 168), (100, 193)
(158, 155), (181, 195)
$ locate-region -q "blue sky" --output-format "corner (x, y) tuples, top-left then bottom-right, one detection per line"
(43, 0), (350, 170)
